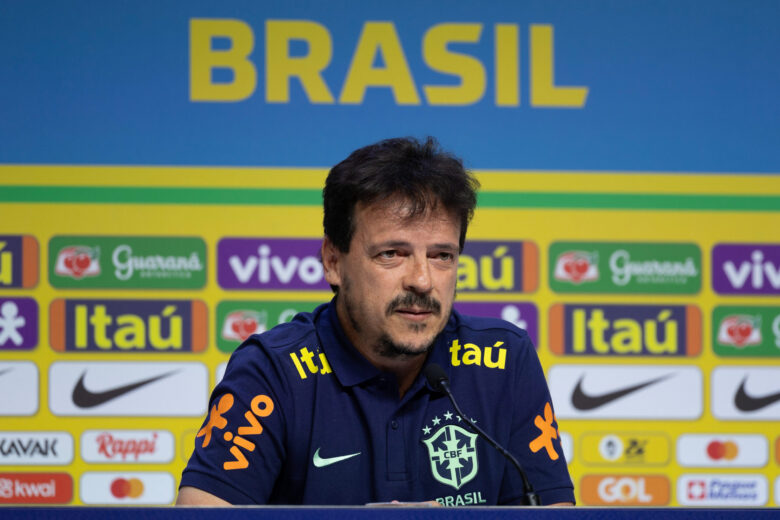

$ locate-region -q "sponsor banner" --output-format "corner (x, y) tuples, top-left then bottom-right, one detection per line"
(712, 305), (780, 357)
(49, 236), (206, 289)
(777, 437), (780, 465)
(560, 432), (573, 465)
(216, 300), (319, 352)
(712, 367), (780, 421)
(0, 432), (73, 466)
(0, 297), (37, 350)
(49, 298), (208, 352)
(549, 303), (701, 356)
(581, 432), (669, 466)
(81, 430), (175, 463)
(581, 474), (670, 506)
(677, 434), (768, 468)
(712, 243), (780, 295)
(549, 242), (701, 294)
(457, 241), (537, 293)
(549, 364), (702, 419)
(0, 362), (38, 416)
(453, 301), (538, 347)
(218, 238), (328, 290)
(678, 474), (768, 506)
(0, 472), (72, 504)
(49, 362), (208, 416)
(0, 235), (38, 289)
(776, 476), (780, 506)
(216, 362), (228, 387)
(180, 430), (198, 463)
(80, 471), (174, 505)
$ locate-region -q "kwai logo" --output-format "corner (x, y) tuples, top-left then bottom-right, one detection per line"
(54, 245), (100, 279)
(712, 244), (780, 295)
(550, 242), (700, 294)
(81, 430), (175, 463)
(712, 306), (780, 357)
(49, 298), (208, 352)
(50, 236), (206, 289)
(0, 298), (37, 350)
(0, 235), (38, 289)
(553, 250), (599, 284)
(0, 473), (73, 504)
(457, 241), (537, 293)
(549, 303), (701, 356)
(218, 238), (329, 290)
(421, 411), (479, 492)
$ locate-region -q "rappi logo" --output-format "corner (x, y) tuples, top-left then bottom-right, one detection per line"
(222, 310), (265, 341)
(111, 477), (144, 499)
(97, 433), (158, 461)
(717, 315), (762, 348)
(553, 251), (598, 284)
(54, 246), (100, 279)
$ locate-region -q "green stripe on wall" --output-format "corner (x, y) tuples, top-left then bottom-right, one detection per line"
(1, 186), (779, 211)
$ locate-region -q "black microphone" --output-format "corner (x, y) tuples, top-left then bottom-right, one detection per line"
(424, 363), (541, 506)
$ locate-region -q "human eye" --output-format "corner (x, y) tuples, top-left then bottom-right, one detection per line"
(378, 250), (397, 259)
(433, 251), (456, 263)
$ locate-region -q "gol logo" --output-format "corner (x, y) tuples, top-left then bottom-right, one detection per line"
(707, 440), (738, 461)
(581, 475), (669, 505)
(111, 477), (144, 499)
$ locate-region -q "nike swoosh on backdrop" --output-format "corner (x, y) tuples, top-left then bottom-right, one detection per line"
(571, 373), (673, 410)
(72, 370), (178, 408)
(734, 377), (780, 412)
(312, 447), (361, 468)
(0, 368), (12, 378)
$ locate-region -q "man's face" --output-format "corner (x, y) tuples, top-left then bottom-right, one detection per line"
(323, 199), (460, 360)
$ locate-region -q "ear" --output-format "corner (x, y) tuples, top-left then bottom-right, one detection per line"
(321, 236), (343, 287)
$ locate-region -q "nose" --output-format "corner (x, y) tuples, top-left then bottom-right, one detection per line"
(404, 255), (433, 294)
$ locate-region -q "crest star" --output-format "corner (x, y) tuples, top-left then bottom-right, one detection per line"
(443, 411), (453, 421)
(457, 416), (462, 422)
(432, 416), (441, 425)
(422, 426), (431, 435)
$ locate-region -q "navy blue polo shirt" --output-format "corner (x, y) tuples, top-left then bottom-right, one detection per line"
(180, 299), (574, 506)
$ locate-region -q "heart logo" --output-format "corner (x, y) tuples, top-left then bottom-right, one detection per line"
(64, 252), (91, 277)
(564, 258), (590, 282)
(231, 318), (258, 340)
(726, 322), (753, 346)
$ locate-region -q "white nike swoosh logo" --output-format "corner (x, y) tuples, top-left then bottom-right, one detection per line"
(312, 447), (361, 467)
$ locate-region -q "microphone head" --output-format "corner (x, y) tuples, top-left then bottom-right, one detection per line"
(424, 363), (449, 393)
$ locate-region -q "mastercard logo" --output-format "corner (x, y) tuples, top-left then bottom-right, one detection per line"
(110, 478), (144, 499)
(706, 440), (738, 461)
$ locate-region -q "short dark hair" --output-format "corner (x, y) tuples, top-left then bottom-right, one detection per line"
(323, 136), (480, 253)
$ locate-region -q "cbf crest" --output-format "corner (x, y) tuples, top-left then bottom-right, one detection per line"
(423, 420), (479, 490)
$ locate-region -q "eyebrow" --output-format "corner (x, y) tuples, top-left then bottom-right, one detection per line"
(373, 240), (459, 251)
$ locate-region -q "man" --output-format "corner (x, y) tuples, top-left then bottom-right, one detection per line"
(178, 137), (574, 506)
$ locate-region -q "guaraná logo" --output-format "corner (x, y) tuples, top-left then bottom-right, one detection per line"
(54, 246), (100, 279)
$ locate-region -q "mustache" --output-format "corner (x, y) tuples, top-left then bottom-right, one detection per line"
(385, 293), (442, 316)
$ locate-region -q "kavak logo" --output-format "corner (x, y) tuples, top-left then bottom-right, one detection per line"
(0, 473), (72, 504)
(49, 236), (206, 289)
(81, 430), (175, 463)
(80, 471), (174, 505)
(552, 250), (599, 284)
(0, 432), (73, 465)
(218, 238), (329, 290)
(452, 301), (538, 346)
(677, 434), (768, 467)
(581, 475), (670, 505)
(0, 298), (37, 350)
(53, 245), (100, 279)
(421, 411), (479, 491)
(216, 300), (318, 352)
(550, 242), (700, 294)
(581, 432), (669, 466)
(0, 235), (38, 289)
(0, 362), (38, 416)
(713, 306), (780, 357)
(457, 241), (537, 293)
(712, 243), (780, 295)
(549, 365), (702, 419)
(677, 474), (767, 506)
(549, 304), (701, 356)
(49, 362), (207, 416)
(712, 367), (780, 420)
(49, 298), (207, 352)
